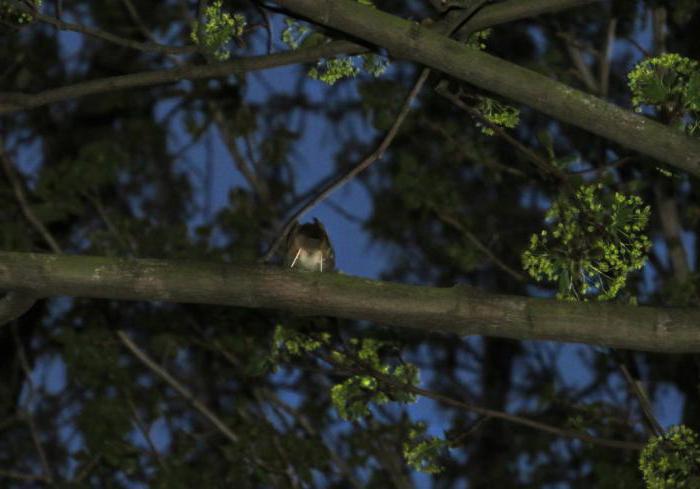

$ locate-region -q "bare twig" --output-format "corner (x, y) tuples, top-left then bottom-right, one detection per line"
(334, 355), (645, 451)
(0, 469), (49, 483)
(653, 184), (689, 281)
(116, 330), (241, 445)
(72, 455), (100, 483)
(84, 192), (139, 254)
(124, 393), (167, 469)
(325, 199), (365, 223)
(210, 103), (271, 203)
(0, 147), (62, 254)
(13, 326), (53, 483)
(435, 83), (565, 180)
(255, 388), (365, 489)
(35, 13), (195, 55)
(119, 0), (157, 42)
(563, 34), (599, 93)
(252, 0), (274, 54)
(435, 211), (526, 282)
(608, 349), (663, 437)
(598, 18), (617, 97)
(565, 156), (632, 176)
(261, 67), (432, 262)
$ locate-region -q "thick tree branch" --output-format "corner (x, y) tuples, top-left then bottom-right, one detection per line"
(462, 0), (600, 32)
(0, 251), (698, 353)
(0, 0), (595, 116)
(274, 0), (700, 176)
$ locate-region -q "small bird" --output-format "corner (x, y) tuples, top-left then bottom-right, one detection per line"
(285, 218), (335, 272)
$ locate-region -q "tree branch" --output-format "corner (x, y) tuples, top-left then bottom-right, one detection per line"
(274, 0), (700, 176)
(262, 67), (431, 262)
(115, 330), (240, 444)
(0, 251), (698, 353)
(34, 12), (196, 55)
(0, 41), (364, 114)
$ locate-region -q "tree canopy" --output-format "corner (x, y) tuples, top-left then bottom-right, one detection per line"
(1, 0), (700, 487)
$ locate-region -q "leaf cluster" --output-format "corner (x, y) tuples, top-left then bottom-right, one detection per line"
(280, 18), (389, 85)
(522, 183), (651, 301)
(628, 53), (700, 134)
(190, 0), (247, 61)
(639, 425), (700, 489)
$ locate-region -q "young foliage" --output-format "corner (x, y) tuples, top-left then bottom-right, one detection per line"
(0, 0), (41, 25)
(403, 422), (448, 474)
(280, 18), (389, 85)
(272, 326), (420, 423)
(190, 0), (247, 61)
(329, 337), (419, 421)
(475, 95), (520, 135)
(639, 425), (700, 489)
(522, 183), (651, 301)
(628, 53), (700, 134)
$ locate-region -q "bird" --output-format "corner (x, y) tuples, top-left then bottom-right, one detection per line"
(285, 218), (335, 272)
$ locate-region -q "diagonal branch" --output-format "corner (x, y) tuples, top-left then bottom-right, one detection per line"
(435, 210), (527, 282)
(34, 12), (196, 55)
(334, 354), (646, 451)
(261, 67), (431, 262)
(0, 148), (61, 254)
(274, 0), (700, 176)
(116, 330), (240, 444)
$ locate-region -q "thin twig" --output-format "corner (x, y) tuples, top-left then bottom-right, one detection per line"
(84, 192), (138, 253)
(13, 326), (53, 482)
(435, 83), (565, 180)
(119, 0), (157, 42)
(72, 455), (100, 483)
(124, 392), (167, 469)
(0, 469), (49, 483)
(252, 0), (274, 54)
(325, 199), (365, 223)
(115, 330), (241, 445)
(210, 103), (271, 203)
(0, 147), (62, 254)
(565, 156), (632, 175)
(598, 18), (617, 97)
(331, 355), (645, 451)
(613, 352), (663, 437)
(435, 210), (526, 282)
(34, 12), (195, 55)
(261, 67), (432, 262)
(256, 388), (365, 489)
(563, 35), (599, 93)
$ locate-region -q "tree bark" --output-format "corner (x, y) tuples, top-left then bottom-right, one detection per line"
(0, 251), (698, 353)
(274, 0), (700, 176)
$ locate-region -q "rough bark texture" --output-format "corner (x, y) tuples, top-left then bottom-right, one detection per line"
(0, 252), (698, 353)
(275, 0), (700, 176)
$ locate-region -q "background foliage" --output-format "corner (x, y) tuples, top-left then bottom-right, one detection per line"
(1, 0), (700, 487)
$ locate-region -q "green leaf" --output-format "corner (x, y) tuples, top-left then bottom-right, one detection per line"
(641, 78), (668, 104)
(298, 32), (328, 49)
